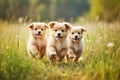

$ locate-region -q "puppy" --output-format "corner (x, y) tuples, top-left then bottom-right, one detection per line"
(46, 21), (71, 63)
(66, 26), (86, 62)
(27, 22), (48, 59)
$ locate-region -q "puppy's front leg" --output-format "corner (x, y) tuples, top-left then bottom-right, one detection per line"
(49, 47), (57, 63)
(30, 45), (38, 57)
(57, 49), (67, 62)
(66, 48), (74, 62)
(74, 51), (82, 62)
(39, 46), (46, 59)
(74, 54), (80, 63)
(74, 52), (81, 62)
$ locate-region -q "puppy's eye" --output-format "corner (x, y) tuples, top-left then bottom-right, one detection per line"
(78, 32), (80, 34)
(72, 32), (74, 34)
(35, 28), (37, 30)
(41, 28), (43, 31)
(62, 30), (64, 32)
(55, 29), (57, 32)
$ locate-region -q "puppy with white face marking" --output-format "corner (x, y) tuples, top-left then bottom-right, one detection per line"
(46, 21), (71, 63)
(66, 26), (86, 62)
(27, 22), (48, 59)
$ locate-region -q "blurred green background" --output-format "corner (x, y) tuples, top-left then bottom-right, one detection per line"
(0, 0), (120, 80)
(0, 0), (120, 22)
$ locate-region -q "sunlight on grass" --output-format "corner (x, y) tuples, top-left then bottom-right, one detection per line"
(0, 21), (120, 80)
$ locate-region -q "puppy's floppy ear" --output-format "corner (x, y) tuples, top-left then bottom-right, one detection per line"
(27, 23), (34, 29)
(80, 26), (86, 32)
(63, 22), (72, 30)
(48, 21), (56, 28)
(45, 24), (49, 29)
(42, 22), (49, 29)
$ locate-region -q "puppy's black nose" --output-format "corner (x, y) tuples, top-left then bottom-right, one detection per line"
(38, 31), (41, 34)
(75, 36), (78, 39)
(58, 33), (61, 37)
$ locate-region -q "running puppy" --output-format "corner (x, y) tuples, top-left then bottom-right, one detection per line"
(46, 21), (71, 63)
(66, 26), (86, 62)
(27, 22), (48, 59)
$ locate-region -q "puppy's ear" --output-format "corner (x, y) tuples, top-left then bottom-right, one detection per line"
(45, 24), (49, 29)
(63, 22), (72, 30)
(27, 23), (34, 29)
(42, 22), (49, 29)
(81, 26), (86, 32)
(48, 21), (56, 28)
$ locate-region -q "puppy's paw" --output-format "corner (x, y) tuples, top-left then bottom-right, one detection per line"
(50, 52), (56, 58)
(69, 55), (74, 59)
(49, 52), (57, 63)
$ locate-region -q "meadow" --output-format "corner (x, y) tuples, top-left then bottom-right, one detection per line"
(0, 20), (120, 80)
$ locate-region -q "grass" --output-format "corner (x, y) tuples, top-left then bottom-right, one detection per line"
(0, 20), (120, 80)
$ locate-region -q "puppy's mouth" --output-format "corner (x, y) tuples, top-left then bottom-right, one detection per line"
(72, 36), (80, 41)
(72, 38), (79, 41)
(35, 33), (42, 36)
(56, 36), (63, 40)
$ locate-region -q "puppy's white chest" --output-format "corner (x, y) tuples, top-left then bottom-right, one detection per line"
(56, 42), (62, 52)
(74, 44), (80, 52)
(36, 39), (45, 47)
(73, 41), (83, 52)
(36, 40), (42, 45)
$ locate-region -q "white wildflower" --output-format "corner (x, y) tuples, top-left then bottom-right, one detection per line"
(78, 57), (84, 61)
(107, 42), (114, 48)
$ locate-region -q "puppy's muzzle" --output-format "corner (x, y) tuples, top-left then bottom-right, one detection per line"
(58, 33), (61, 37)
(38, 31), (41, 35)
(74, 36), (79, 40)
(35, 31), (42, 36)
(56, 33), (63, 39)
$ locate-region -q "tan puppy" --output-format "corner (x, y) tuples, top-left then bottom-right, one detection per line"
(66, 26), (86, 62)
(46, 21), (71, 63)
(27, 22), (48, 59)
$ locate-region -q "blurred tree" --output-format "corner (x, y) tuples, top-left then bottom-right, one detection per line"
(26, 0), (50, 21)
(0, 0), (29, 21)
(0, 0), (9, 19)
(89, 0), (120, 21)
(56, 0), (89, 21)
(49, 0), (56, 20)
(0, 0), (89, 21)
